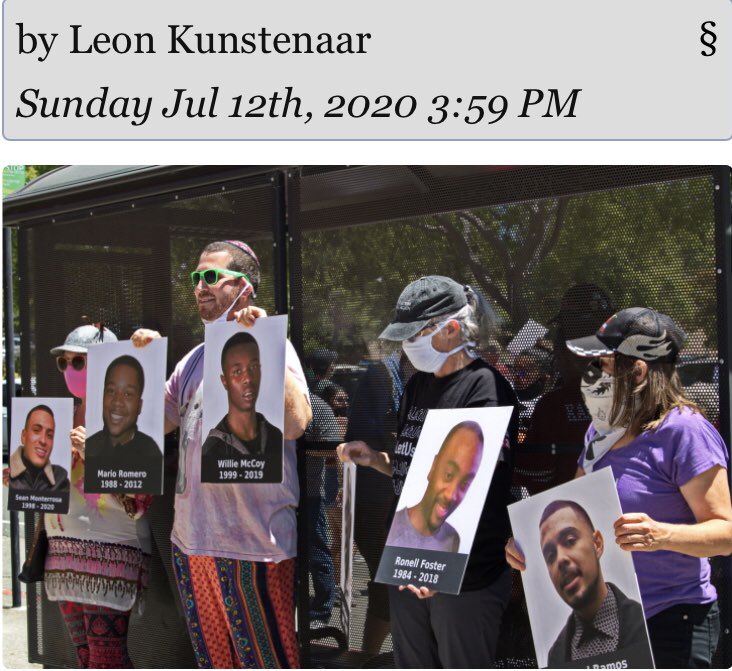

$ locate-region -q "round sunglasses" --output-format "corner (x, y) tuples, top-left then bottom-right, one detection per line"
(56, 355), (86, 373)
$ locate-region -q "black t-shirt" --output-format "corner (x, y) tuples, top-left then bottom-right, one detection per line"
(391, 358), (519, 591)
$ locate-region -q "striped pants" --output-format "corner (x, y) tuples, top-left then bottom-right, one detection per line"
(172, 544), (299, 669)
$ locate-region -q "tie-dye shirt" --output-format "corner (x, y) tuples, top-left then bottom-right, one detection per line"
(165, 339), (308, 562)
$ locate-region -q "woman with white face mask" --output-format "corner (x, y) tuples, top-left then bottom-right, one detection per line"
(506, 307), (732, 669)
(337, 275), (519, 669)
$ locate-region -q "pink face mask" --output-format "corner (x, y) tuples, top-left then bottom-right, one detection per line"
(64, 367), (87, 399)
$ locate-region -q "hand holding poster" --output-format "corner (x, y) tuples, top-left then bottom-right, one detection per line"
(508, 468), (654, 668)
(201, 315), (287, 484)
(375, 406), (513, 594)
(7, 397), (73, 514)
(84, 338), (166, 494)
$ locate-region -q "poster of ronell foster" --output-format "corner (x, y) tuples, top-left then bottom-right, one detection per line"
(376, 406), (513, 594)
(201, 316), (286, 484)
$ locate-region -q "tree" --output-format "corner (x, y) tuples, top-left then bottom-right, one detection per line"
(419, 198), (570, 324)
(300, 175), (718, 360)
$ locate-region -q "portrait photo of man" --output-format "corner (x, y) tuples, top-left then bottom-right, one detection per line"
(385, 420), (484, 552)
(9, 404), (69, 494)
(539, 499), (648, 666)
(85, 354), (162, 493)
(201, 331), (283, 482)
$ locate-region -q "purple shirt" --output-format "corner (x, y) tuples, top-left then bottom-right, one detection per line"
(583, 408), (729, 618)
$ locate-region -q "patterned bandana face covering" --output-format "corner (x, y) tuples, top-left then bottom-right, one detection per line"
(580, 368), (615, 434)
(579, 362), (626, 472)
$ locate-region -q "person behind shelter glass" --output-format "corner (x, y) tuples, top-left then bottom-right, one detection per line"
(132, 240), (311, 669)
(309, 348), (338, 397)
(201, 331), (283, 482)
(85, 354), (162, 491)
(512, 346), (552, 441)
(8, 405), (69, 492)
(337, 275), (519, 668)
(40, 324), (151, 669)
(385, 420), (483, 553)
(507, 307), (732, 668)
(303, 378), (343, 625)
(343, 348), (414, 655)
(303, 393), (340, 626)
(320, 381), (349, 439)
(520, 284), (614, 493)
(539, 500), (647, 666)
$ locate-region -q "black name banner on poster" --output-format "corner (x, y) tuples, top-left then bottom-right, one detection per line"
(556, 642), (654, 670)
(8, 489), (70, 514)
(84, 463), (162, 494)
(200, 455), (280, 483)
(375, 546), (468, 595)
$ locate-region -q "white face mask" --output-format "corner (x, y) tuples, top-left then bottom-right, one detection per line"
(401, 321), (472, 373)
(201, 284), (249, 326)
(580, 369), (616, 434)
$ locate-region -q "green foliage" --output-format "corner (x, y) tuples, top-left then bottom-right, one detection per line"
(25, 165), (61, 182)
(302, 176), (718, 361)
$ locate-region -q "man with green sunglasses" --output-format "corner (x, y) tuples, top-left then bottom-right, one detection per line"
(132, 239), (312, 668)
(190, 256), (255, 325)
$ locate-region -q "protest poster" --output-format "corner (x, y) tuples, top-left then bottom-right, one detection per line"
(85, 338), (166, 494)
(509, 468), (654, 668)
(8, 397), (73, 514)
(201, 315), (287, 484)
(376, 406), (513, 594)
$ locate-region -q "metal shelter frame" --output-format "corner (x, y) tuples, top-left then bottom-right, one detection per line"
(3, 165), (731, 668)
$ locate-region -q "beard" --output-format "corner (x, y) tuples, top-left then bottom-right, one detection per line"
(196, 286), (241, 321)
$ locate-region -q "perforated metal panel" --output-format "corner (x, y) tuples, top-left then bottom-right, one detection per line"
(7, 165), (731, 669)
(289, 166), (731, 668)
(16, 173), (280, 669)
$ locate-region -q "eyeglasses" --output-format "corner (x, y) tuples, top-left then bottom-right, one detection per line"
(406, 322), (441, 343)
(57, 355), (86, 373)
(190, 268), (250, 288)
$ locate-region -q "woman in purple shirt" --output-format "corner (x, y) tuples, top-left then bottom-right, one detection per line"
(507, 307), (732, 668)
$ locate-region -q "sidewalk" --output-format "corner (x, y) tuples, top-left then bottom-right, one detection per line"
(3, 486), (41, 669)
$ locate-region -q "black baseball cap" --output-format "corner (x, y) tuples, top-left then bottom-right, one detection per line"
(566, 307), (686, 362)
(379, 276), (469, 341)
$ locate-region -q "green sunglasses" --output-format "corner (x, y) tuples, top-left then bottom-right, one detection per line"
(190, 268), (250, 288)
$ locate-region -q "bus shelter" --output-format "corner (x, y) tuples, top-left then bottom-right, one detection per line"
(4, 165), (731, 668)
